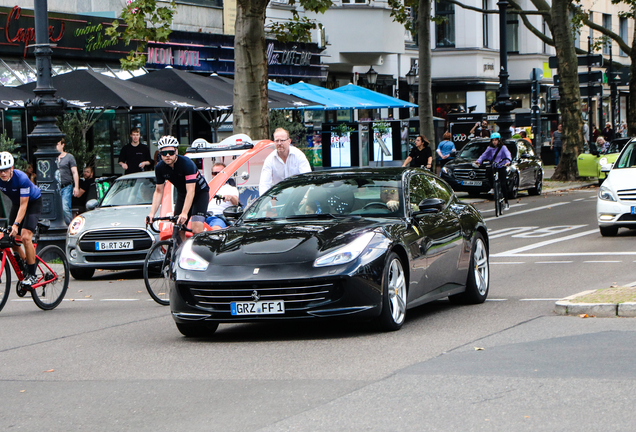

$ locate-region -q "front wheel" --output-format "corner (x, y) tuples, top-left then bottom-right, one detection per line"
(508, 174), (519, 199)
(0, 255), (11, 313)
(599, 226), (618, 237)
(143, 240), (173, 306)
(70, 267), (95, 280)
(528, 172), (543, 196)
(31, 245), (69, 311)
(375, 252), (407, 331)
(449, 232), (489, 304)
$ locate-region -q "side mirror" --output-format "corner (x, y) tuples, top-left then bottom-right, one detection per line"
(86, 199), (99, 211)
(600, 164), (613, 173)
(223, 205), (244, 219)
(414, 198), (445, 215)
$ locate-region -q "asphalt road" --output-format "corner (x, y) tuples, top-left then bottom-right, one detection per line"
(1, 187), (635, 431)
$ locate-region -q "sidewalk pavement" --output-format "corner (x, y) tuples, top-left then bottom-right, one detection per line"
(555, 282), (636, 318)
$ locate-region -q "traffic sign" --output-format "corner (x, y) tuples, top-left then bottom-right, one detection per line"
(553, 71), (603, 86)
(548, 54), (604, 69)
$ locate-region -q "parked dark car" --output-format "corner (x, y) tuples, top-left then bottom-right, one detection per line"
(169, 167), (490, 337)
(440, 138), (543, 198)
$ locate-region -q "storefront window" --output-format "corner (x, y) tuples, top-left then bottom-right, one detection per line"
(486, 90), (497, 112)
(434, 91), (466, 120)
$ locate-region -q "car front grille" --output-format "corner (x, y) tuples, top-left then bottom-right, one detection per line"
(79, 229), (153, 252)
(452, 168), (489, 181)
(617, 188), (636, 202)
(617, 214), (636, 222)
(183, 279), (344, 313)
(85, 253), (148, 263)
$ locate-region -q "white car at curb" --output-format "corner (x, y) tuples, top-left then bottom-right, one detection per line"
(596, 139), (636, 236)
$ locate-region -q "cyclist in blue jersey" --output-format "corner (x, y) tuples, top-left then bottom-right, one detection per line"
(147, 136), (210, 241)
(0, 152), (42, 286)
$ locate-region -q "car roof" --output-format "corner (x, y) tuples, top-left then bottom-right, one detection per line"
(115, 171), (156, 180)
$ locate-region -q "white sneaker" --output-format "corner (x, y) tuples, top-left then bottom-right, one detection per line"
(504, 202), (510, 210)
(21, 274), (38, 287)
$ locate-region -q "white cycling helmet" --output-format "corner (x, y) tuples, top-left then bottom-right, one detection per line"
(0, 152), (14, 170)
(157, 135), (179, 150)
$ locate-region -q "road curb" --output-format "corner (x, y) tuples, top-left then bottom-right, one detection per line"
(555, 291), (636, 318)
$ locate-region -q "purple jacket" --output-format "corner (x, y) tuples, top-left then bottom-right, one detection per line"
(476, 145), (512, 168)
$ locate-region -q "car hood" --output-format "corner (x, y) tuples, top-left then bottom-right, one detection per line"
(190, 217), (391, 266)
(606, 168), (636, 190)
(79, 205), (152, 231)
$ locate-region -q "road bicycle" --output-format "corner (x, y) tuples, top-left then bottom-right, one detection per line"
(479, 158), (511, 217)
(143, 215), (193, 306)
(0, 221), (70, 312)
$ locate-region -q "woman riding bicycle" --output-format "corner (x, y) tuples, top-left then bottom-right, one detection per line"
(474, 132), (512, 210)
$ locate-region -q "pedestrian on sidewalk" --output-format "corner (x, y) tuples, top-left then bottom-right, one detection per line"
(56, 138), (80, 225)
(436, 132), (456, 171)
(550, 124), (563, 166)
(118, 127), (152, 175)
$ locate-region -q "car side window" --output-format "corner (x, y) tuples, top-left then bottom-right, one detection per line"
(408, 175), (435, 211)
(429, 178), (452, 202)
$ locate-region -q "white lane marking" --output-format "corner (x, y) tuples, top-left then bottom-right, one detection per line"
(491, 262), (525, 265)
(507, 252), (636, 257)
(513, 225), (587, 238)
(484, 202), (570, 222)
(11, 299), (32, 302)
(485, 298), (507, 301)
(100, 299), (140, 301)
(480, 203), (527, 214)
(492, 229), (598, 257)
(535, 261), (573, 264)
(520, 298), (562, 301)
(489, 226), (538, 239)
(583, 260), (623, 263)
(63, 298), (94, 301)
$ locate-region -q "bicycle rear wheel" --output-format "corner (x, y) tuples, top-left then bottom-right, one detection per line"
(0, 254), (11, 312)
(143, 240), (173, 306)
(31, 245), (69, 310)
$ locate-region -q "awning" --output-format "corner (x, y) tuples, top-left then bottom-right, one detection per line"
(332, 84), (417, 109)
(269, 81), (385, 110)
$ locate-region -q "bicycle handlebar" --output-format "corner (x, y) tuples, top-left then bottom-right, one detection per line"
(146, 215), (193, 233)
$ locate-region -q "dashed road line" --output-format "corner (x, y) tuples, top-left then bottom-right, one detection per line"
(520, 298), (562, 301)
(484, 202), (570, 222)
(583, 260), (623, 263)
(480, 203), (527, 214)
(491, 228), (598, 257)
(535, 261), (573, 264)
(490, 262), (525, 265)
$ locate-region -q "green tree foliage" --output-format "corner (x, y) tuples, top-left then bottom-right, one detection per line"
(0, 132), (26, 170)
(106, 0), (176, 70)
(57, 111), (103, 170)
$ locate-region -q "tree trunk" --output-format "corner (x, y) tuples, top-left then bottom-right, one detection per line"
(418, 0), (435, 162)
(234, 0), (270, 140)
(550, 0), (584, 181)
(629, 10), (636, 136)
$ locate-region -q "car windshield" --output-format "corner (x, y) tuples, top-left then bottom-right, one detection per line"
(242, 177), (403, 221)
(606, 138), (630, 154)
(613, 141), (636, 169)
(100, 177), (156, 207)
(458, 141), (517, 160)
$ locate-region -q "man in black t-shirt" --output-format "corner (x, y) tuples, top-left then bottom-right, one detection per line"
(118, 127), (152, 175)
(402, 135), (432, 169)
(72, 166), (95, 213)
(147, 135), (210, 239)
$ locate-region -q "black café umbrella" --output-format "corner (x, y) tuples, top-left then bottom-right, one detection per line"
(129, 68), (318, 140)
(0, 85), (33, 109)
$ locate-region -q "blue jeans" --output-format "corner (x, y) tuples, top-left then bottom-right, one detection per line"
(554, 147), (561, 166)
(206, 215), (227, 229)
(61, 183), (73, 224)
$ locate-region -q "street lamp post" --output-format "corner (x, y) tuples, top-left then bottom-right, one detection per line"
(366, 66), (378, 90)
(405, 66), (417, 117)
(27, 0), (67, 247)
(493, 0), (516, 140)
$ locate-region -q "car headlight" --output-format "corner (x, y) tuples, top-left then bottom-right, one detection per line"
(599, 157), (608, 166)
(68, 216), (85, 235)
(599, 185), (617, 202)
(441, 167), (452, 176)
(314, 232), (375, 267)
(178, 239), (209, 271)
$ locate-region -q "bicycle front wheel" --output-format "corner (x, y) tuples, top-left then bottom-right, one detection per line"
(0, 254), (11, 313)
(31, 245), (69, 311)
(143, 240), (173, 306)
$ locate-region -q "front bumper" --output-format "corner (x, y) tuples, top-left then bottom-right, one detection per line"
(597, 199), (636, 228)
(441, 173), (494, 193)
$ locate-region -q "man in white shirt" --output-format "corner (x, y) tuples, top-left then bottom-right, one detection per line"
(206, 162), (239, 230)
(259, 128), (312, 195)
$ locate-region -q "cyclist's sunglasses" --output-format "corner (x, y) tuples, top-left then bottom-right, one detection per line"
(160, 150), (176, 157)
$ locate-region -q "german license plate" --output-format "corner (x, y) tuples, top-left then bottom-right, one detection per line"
(231, 300), (285, 315)
(462, 180), (482, 186)
(632, 206), (636, 215)
(95, 240), (133, 251)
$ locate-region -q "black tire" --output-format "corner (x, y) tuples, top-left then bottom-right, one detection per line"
(143, 240), (172, 306)
(375, 252), (407, 332)
(528, 172), (543, 196)
(176, 322), (219, 337)
(449, 232), (489, 305)
(508, 175), (519, 199)
(70, 267), (95, 280)
(599, 226), (619, 237)
(467, 192), (481, 198)
(0, 256), (11, 313)
(31, 245), (69, 311)
(597, 177), (605, 186)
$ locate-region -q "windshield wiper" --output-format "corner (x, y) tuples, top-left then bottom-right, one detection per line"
(244, 217), (277, 222)
(286, 213), (337, 220)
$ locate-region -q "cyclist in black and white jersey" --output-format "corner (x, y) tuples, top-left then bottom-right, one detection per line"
(146, 136), (209, 239)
